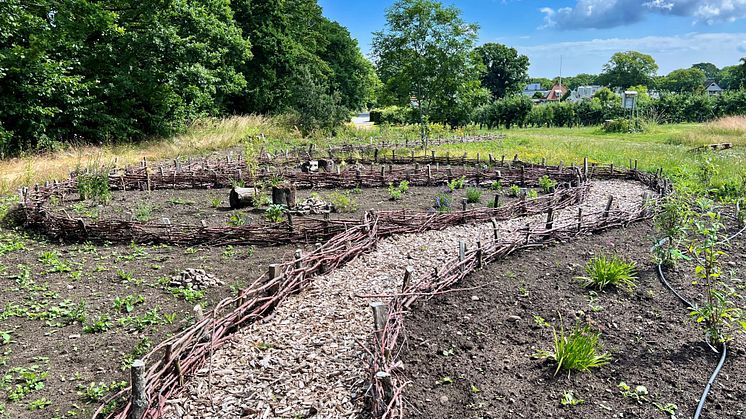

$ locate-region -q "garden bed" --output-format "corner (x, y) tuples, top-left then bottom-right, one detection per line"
(400, 222), (746, 419)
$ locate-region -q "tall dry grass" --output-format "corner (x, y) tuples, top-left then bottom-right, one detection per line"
(0, 115), (296, 195)
(706, 115), (746, 134)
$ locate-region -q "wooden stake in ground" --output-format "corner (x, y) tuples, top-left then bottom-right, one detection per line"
(129, 359), (146, 419)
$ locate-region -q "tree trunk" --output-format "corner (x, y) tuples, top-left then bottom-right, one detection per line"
(229, 187), (255, 209)
(272, 185), (296, 208)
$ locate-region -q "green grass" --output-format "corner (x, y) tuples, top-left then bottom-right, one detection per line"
(576, 255), (638, 291)
(536, 323), (612, 376)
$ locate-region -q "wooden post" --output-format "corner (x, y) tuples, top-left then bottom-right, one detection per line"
(491, 218), (499, 240)
(294, 249), (302, 269)
(545, 207), (554, 230)
(462, 197), (467, 212)
(493, 194), (499, 208)
(129, 359), (147, 419)
(634, 160), (638, 171)
(458, 241), (466, 271)
(603, 195), (614, 218)
(577, 208), (583, 232)
(402, 266), (414, 292)
(426, 164), (432, 184)
(476, 241), (483, 268)
(501, 155), (505, 166)
(370, 302), (388, 344)
(583, 157), (588, 179)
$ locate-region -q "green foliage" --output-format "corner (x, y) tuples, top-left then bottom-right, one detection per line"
(27, 397), (52, 410)
(134, 204), (153, 223)
(120, 337), (152, 371)
(618, 381), (649, 403)
(433, 193), (451, 213)
(538, 175), (557, 193)
(535, 323), (611, 375)
(602, 118), (648, 134)
(474, 43), (529, 99)
(465, 188), (481, 203)
(210, 198), (222, 208)
(76, 169), (112, 203)
(508, 184), (521, 197)
(113, 295), (145, 314)
(372, 0), (486, 133)
(447, 176), (466, 191)
(597, 51), (659, 89)
(653, 193), (692, 268)
(83, 315), (112, 334)
(560, 390), (585, 406)
(265, 204), (285, 223)
(4, 365), (48, 401)
(369, 106), (417, 125)
(526, 189), (539, 199)
(170, 285), (205, 303)
(576, 255), (638, 291)
(227, 213), (249, 227)
(490, 180), (503, 192)
(77, 381), (127, 403)
(388, 183), (402, 201)
(659, 68), (707, 93)
(475, 95), (533, 129)
(328, 192), (359, 213)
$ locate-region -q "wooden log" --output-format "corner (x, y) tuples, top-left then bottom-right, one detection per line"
(229, 187), (256, 209)
(272, 185), (296, 207)
(129, 359), (147, 419)
(370, 302), (388, 344)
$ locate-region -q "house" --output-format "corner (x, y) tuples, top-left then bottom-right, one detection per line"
(522, 83), (548, 98)
(576, 85), (601, 99)
(704, 80), (723, 96)
(545, 83), (568, 101)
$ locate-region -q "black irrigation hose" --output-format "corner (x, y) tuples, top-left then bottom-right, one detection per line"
(655, 223), (744, 419)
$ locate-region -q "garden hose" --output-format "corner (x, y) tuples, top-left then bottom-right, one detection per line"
(654, 223), (743, 419)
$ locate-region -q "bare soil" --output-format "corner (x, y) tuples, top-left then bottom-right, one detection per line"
(401, 221), (746, 419)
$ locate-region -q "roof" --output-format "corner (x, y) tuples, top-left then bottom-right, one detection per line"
(545, 83), (568, 101)
(704, 80), (722, 90)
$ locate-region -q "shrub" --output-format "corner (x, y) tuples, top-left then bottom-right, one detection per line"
(77, 168), (111, 203)
(576, 255), (637, 290)
(134, 203), (153, 222)
(490, 180), (503, 192)
(527, 189), (538, 199)
(328, 192), (358, 213)
(265, 204), (285, 223)
(508, 184), (520, 197)
(433, 193), (451, 213)
(538, 175), (557, 193)
(369, 106), (416, 125)
(448, 176), (466, 191)
(602, 117), (647, 133)
(388, 181), (410, 201)
(465, 187), (482, 203)
(535, 323), (611, 375)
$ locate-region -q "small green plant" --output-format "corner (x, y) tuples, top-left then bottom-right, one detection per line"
(527, 189), (539, 199)
(27, 397), (52, 410)
(227, 213), (249, 227)
(534, 323), (611, 376)
(252, 191), (271, 207)
(329, 192), (358, 212)
(618, 382), (649, 403)
(134, 203), (153, 222)
(265, 204), (285, 223)
(76, 168), (111, 203)
(533, 315), (550, 328)
(538, 175), (558, 193)
(116, 269), (134, 282)
(398, 180), (410, 192)
(210, 198), (222, 208)
(560, 390), (585, 406)
(0, 331), (11, 345)
(447, 176), (466, 191)
(465, 187), (482, 203)
(77, 381), (127, 403)
(490, 180), (503, 191)
(433, 193), (451, 213)
(388, 183), (402, 201)
(38, 251), (71, 273)
(5, 365), (48, 401)
(653, 193), (692, 268)
(120, 337), (152, 371)
(83, 315), (112, 333)
(435, 376), (454, 385)
(508, 184), (520, 197)
(170, 285), (205, 303)
(166, 197), (194, 206)
(576, 255), (638, 291)
(113, 295), (145, 313)
(653, 402), (678, 417)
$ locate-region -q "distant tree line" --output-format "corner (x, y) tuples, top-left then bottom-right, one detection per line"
(0, 0), (375, 156)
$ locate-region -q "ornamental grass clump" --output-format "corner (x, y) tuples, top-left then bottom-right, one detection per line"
(536, 323), (611, 376)
(577, 255), (637, 291)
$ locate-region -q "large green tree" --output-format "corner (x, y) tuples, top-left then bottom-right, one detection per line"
(659, 68), (707, 93)
(692, 62), (720, 80)
(474, 43), (529, 99)
(597, 51), (658, 89)
(372, 0), (485, 136)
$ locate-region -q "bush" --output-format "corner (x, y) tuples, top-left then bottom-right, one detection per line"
(433, 193), (451, 213)
(369, 106), (416, 125)
(77, 169), (112, 203)
(328, 192), (358, 213)
(602, 118), (647, 133)
(538, 175), (557, 193)
(465, 188), (481, 203)
(576, 255), (638, 290)
(536, 324), (611, 375)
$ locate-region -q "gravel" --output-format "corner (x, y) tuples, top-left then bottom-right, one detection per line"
(165, 180), (652, 419)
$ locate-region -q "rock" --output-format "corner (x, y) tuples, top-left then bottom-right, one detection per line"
(507, 315), (521, 322)
(471, 295), (480, 301)
(439, 395), (449, 405)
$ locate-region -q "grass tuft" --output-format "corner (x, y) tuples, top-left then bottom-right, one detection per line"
(536, 323), (611, 375)
(576, 255), (637, 291)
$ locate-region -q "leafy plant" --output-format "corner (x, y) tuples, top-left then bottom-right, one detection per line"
(134, 203), (153, 222)
(227, 213), (249, 227)
(398, 180), (410, 192)
(118, 308), (162, 332)
(77, 381), (127, 403)
(653, 402), (678, 417)
(329, 192), (358, 212)
(210, 198), (222, 208)
(653, 193), (692, 268)
(527, 189), (539, 199)
(388, 183), (402, 201)
(5, 365), (48, 401)
(435, 376), (454, 385)
(618, 382), (649, 404)
(76, 168), (111, 204)
(170, 285), (205, 303)
(113, 295), (145, 313)
(433, 193), (451, 213)
(265, 204), (285, 223)
(120, 337), (152, 371)
(83, 315), (112, 334)
(534, 323), (611, 375)
(465, 187), (482, 203)
(560, 390), (584, 406)
(27, 397), (52, 410)
(447, 176), (466, 191)
(508, 184), (520, 197)
(490, 180), (503, 191)
(538, 175), (557, 193)
(38, 251), (71, 273)
(576, 255), (638, 291)
(533, 315), (550, 328)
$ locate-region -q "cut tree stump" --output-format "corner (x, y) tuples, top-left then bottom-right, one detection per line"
(229, 187), (255, 209)
(272, 185), (296, 207)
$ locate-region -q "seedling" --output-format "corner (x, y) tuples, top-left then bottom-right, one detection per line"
(576, 255), (637, 291)
(113, 295), (145, 313)
(83, 315), (112, 333)
(134, 203), (153, 222)
(447, 176), (466, 191)
(328, 192), (358, 212)
(387, 183), (402, 201)
(508, 184), (520, 197)
(27, 397), (52, 410)
(527, 189), (539, 199)
(560, 390), (584, 406)
(228, 213), (249, 227)
(533, 315), (550, 328)
(436, 376), (454, 385)
(538, 175), (557, 193)
(265, 204), (285, 223)
(170, 285), (205, 303)
(210, 198), (222, 208)
(653, 402), (678, 417)
(618, 382), (648, 403)
(653, 193), (692, 268)
(490, 180), (503, 191)
(534, 323), (611, 375)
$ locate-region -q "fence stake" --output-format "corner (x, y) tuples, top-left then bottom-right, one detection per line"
(370, 302), (388, 344)
(493, 194), (500, 208)
(491, 218), (499, 241)
(577, 208), (583, 232)
(545, 207), (554, 230)
(294, 249), (303, 269)
(462, 198), (467, 212)
(583, 157), (589, 180)
(129, 359), (146, 419)
(458, 241), (466, 272)
(402, 266), (414, 292)
(476, 241), (483, 268)
(603, 196), (614, 218)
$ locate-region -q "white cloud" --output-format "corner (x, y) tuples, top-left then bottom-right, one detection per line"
(541, 0), (746, 29)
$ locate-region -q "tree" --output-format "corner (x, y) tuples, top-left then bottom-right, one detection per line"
(597, 51), (658, 89)
(474, 43), (529, 99)
(557, 73), (598, 90)
(528, 78), (553, 90)
(692, 63), (720, 80)
(659, 68), (706, 93)
(372, 0), (484, 137)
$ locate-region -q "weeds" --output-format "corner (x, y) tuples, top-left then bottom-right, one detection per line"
(618, 382), (648, 403)
(27, 397), (51, 410)
(265, 204), (285, 223)
(113, 295), (145, 313)
(210, 198), (222, 208)
(490, 180), (503, 191)
(77, 381), (127, 403)
(527, 189), (538, 199)
(228, 212), (249, 226)
(328, 192), (358, 212)
(134, 203), (153, 222)
(535, 323), (611, 375)
(538, 175), (557, 193)
(120, 338), (152, 371)
(447, 176), (466, 191)
(388, 181), (410, 201)
(508, 184), (520, 197)
(576, 255), (637, 291)
(560, 390), (584, 406)
(76, 167), (111, 204)
(83, 315), (112, 333)
(170, 285), (205, 303)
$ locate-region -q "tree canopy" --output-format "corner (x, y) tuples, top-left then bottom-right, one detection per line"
(659, 68), (707, 93)
(597, 51), (659, 89)
(372, 0), (486, 134)
(474, 43), (529, 99)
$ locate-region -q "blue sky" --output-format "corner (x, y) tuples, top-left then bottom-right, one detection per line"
(318, 0), (746, 78)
